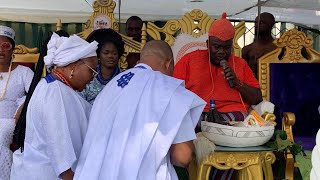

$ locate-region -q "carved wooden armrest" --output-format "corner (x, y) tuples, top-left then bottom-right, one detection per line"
(285, 150), (294, 180)
(282, 112), (296, 143)
(262, 113), (276, 126)
(281, 112), (295, 180)
(14, 44), (39, 54)
(13, 45), (39, 62)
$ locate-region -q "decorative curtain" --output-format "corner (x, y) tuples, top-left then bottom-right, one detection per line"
(0, 21), (84, 51)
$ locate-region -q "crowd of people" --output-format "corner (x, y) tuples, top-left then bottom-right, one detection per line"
(0, 11), (298, 180)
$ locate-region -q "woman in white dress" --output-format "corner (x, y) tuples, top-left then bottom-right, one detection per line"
(0, 25), (34, 180)
(11, 33), (98, 180)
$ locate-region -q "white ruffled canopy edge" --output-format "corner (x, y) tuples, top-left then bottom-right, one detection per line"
(44, 33), (98, 68)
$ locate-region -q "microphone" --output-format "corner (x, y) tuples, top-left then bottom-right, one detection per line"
(220, 60), (234, 88)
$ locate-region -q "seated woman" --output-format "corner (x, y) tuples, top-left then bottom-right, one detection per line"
(11, 33), (98, 180)
(80, 28), (124, 104)
(0, 25), (33, 180)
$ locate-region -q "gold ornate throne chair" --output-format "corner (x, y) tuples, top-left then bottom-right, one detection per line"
(68, 0), (144, 70)
(258, 29), (320, 180)
(146, 9), (277, 180)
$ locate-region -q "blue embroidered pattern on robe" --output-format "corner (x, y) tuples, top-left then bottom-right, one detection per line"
(117, 72), (134, 88)
(134, 65), (147, 69)
(44, 74), (56, 83)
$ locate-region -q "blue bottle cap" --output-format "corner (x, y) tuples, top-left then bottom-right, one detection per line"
(210, 99), (215, 104)
(210, 99), (215, 108)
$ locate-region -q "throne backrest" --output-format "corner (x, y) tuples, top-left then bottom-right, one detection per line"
(12, 45), (46, 76)
(146, 9), (246, 64)
(258, 29), (320, 137)
(67, 0), (143, 70)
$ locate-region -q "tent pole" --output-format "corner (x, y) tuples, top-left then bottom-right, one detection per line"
(256, 0), (261, 40)
(118, 0), (121, 33)
(258, 0), (261, 16)
(254, 0), (262, 63)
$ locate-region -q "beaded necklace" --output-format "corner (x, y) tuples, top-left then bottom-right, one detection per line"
(52, 69), (73, 89)
(0, 62), (13, 101)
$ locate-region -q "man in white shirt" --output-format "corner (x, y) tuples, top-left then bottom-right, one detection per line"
(75, 40), (205, 180)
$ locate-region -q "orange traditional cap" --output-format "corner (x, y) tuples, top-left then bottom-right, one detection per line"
(208, 12), (235, 41)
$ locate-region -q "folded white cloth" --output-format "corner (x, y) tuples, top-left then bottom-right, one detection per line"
(252, 100), (275, 116)
(44, 33), (98, 67)
(193, 132), (216, 165)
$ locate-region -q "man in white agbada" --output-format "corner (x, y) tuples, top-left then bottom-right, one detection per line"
(74, 40), (206, 180)
(10, 33), (98, 180)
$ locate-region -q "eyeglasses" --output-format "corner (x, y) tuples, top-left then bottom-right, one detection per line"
(83, 62), (98, 77)
(0, 42), (12, 51)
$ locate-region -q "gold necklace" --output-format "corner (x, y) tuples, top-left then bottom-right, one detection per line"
(0, 64), (11, 80)
(0, 62), (13, 101)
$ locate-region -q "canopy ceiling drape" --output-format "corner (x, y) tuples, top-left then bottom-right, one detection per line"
(0, 0), (319, 28)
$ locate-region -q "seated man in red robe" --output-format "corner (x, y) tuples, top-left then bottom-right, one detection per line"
(173, 13), (263, 179)
(174, 12), (262, 122)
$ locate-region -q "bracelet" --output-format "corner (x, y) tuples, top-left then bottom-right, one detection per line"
(235, 80), (243, 90)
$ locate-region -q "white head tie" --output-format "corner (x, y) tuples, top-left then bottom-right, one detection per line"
(0, 25), (15, 42)
(44, 33), (98, 67)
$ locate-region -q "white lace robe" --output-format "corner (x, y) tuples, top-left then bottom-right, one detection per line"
(0, 65), (33, 180)
(0, 65), (33, 118)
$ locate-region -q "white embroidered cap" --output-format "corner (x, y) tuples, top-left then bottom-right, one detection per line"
(44, 33), (98, 67)
(0, 25), (15, 42)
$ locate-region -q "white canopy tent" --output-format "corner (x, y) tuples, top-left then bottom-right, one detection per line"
(0, 0), (319, 29)
(232, 0), (320, 29)
(0, 0), (92, 23)
(111, 0), (320, 28)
